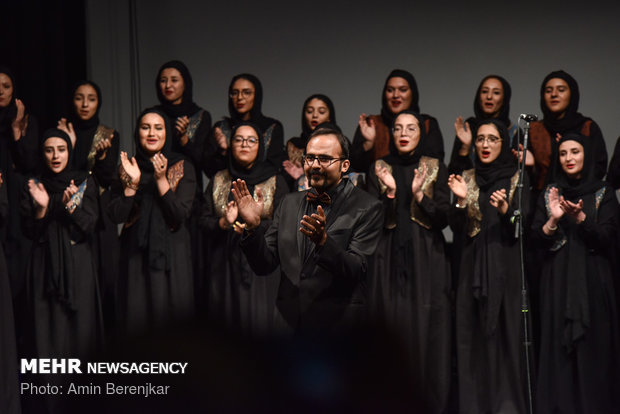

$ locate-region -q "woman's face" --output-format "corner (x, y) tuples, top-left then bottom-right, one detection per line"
(304, 98), (330, 130)
(0, 73), (14, 108)
(230, 78), (255, 119)
(139, 113), (166, 156)
(558, 140), (584, 179)
(475, 123), (503, 164)
(479, 77), (504, 117)
(231, 125), (260, 168)
(544, 78), (571, 118)
(159, 68), (185, 104)
(392, 113), (421, 155)
(43, 137), (69, 173)
(73, 84), (99, 121)
(384, 76), (412, 114)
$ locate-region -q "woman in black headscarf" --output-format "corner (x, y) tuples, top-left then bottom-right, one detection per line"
(366, 110), (451, 413)
(20, 128), (103, 360)
(203, 73), (285, 178)
(58, 80), (121, 333)
(350, 69), (444, 174)
(449, 74), (518, 175)
(0, 66), (39, 307)
(531, 132), (620, 413)
(155, 60), (213, 313)
(200, 122), (288, 337)
(108, 108), (196, 335)
(283, 94), (337, 191)
(0, 171), (20, 414)
(448, 119), (528, 413)
(528, 70), (607, 193)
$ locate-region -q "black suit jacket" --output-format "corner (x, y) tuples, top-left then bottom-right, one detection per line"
(241, 179), (383, 335)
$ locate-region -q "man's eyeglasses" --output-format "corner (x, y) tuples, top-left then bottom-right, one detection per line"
(303, 154), (344, 166)
(232, 136), (259, 146)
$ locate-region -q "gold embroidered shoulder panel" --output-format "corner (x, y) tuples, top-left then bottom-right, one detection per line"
(409, 156), (439, 229)
(462, 169), (483, 237)
(88, 125), (115, 171)
(186, 110), (204, 142)
(374, 159), (393, 195)
(166, 160), (185, 192)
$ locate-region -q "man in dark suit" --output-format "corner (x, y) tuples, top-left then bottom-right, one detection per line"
(232, 127), (383, 335)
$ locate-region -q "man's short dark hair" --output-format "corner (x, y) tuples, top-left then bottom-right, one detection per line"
(307, 127), (350, 159)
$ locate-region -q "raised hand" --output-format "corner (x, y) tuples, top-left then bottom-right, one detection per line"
(489, 188), (508, 215)
(559, 197), (586, 222)
(375, 164), (396, 197)
(62, 179), (77, 204)
(214, 126), (228, 153)
(28, 179), (49, 218)
(12, 99), (28, 141)
(300, 204), (327, 246)
(225, 200), (238, 225)
(119, 151), (141, 195)
(512, 144), (534, 167)
(95, 133), (114, 160)
(176, 116), (190, 146)
(448, 174), (467, 202)
(547, 187), (564, 221)
(151, 153), (168, 180)
(411, 163), (428, 202)
(455, 116), (472, 155)
(57, 118), (76, 148)
(283, 159), (304, 180)
(359, 113), (377, 151)
(231, 179), (263, 230)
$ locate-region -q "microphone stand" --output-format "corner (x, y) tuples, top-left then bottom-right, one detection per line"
(514, 117), (534, 414)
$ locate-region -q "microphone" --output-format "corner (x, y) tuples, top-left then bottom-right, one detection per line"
(519, 114), (538, 122)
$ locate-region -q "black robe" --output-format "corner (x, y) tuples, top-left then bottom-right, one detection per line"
(21, 176), (103, 359)
(0, 180), (20, 414)
(201, 171), (288, 337)
(450, 169), (528, 414)
(366, 157), (452, 414)
(531, 184), (620, 413)
(240, 178), (383, 335)
(108, 160), (196, 335)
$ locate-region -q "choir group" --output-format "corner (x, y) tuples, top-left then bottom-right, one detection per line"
(1, 62), (619, 413)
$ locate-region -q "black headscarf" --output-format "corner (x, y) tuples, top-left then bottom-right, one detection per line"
(473, 74), (512, 128)
(39, 128), (88, 312)
(298, 94), (337, 146)
(551, 133), (603, 200)
(40, 128), (88, 193)
(228, 122), (275, 186)
(68, 80), (102, 171)
(540, 70), (588, 134)
(381, 111), (427, 286)
(473, 119), (517, 191)
(133, 107), (184, 271)
(380, 69), (420, 127)
(155, 60), (201, 119)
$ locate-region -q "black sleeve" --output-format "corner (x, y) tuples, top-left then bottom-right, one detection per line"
(606, 136), (620, 189)
(350, 125), (373, 174)
(178, 110), (212, 171)
(198, 179), (225, 234)
(448, 135), (474, 175)
(0, 179), (8, 227)
(264, 121), (286, 174)
(588, 121), (608, 181)
(158, 161), (196, 229)
(313, 199), (384, 283)
(92, 130), (120, 188)
(106, 180), (136, 225)
(240, 206), (282, 276)
(202, 120), (228, 178)
(20, 181), (48, 240)
(448, 203), (468, 234)
(576, 188), (618, 250)
(11, 114), (40, 174)
(418, 162), (450, 230)
(421, 115), (445, 162)
(366, 160), (396, 228)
